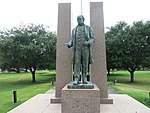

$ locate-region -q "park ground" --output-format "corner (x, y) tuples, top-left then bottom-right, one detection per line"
(0, 70), (55, 113)
(0, 70), (150, 113)
(107, 70), (150, 108)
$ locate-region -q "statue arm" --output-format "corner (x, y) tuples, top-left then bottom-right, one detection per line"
(65, 39), (73, 48)
(84, 27), (95, 46)
(65, 29), (75, 48)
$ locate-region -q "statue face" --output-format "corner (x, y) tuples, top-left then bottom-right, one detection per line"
(77, 16), (84, 25)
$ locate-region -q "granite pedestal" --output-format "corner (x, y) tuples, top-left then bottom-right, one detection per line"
(61, 84), (100, 113)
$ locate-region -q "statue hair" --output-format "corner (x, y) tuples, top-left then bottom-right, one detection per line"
(77, 15), (85, 22)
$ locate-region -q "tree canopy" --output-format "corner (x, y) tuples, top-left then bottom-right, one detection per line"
(0, 24), (56, 82)
(106, 21), (150, 82)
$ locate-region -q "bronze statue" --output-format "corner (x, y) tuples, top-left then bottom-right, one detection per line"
(65, 15), (95, 86)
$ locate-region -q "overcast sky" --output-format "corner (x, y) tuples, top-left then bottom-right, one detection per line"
(0, 0), (150, 32)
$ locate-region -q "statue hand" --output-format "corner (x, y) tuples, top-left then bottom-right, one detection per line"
(83, 41), (90, 46)
(65, 42), (72, 48)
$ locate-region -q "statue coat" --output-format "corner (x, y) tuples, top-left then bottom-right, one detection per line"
(68, 25), (95, 64)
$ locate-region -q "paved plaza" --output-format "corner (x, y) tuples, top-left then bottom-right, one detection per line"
(8, 88), (150, 113)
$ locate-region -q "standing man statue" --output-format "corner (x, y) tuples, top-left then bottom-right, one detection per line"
(65, 15), (95, 86)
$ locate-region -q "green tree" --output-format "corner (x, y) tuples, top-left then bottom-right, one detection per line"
(106, 21), (150, 82)
(139, 21), (150, 69)
(0, 24), (56, 82)
(105, 21), (128, 75)
(122, 21), (150, 82)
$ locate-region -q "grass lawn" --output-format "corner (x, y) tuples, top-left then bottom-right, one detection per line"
(0, 70), (55, 113)
(107, 70), (150, 108)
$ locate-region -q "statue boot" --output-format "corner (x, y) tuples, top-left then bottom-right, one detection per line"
(82, 75), (89, 84)
(73, 76), (79, 85)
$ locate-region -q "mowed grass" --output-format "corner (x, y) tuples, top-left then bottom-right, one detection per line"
(0, 70), (55, 113)
(107, 71), (150, 107)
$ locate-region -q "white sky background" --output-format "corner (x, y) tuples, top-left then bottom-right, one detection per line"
(0, 0), (150, 32)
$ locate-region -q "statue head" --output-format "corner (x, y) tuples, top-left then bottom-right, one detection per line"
(77, 15), (85, 26)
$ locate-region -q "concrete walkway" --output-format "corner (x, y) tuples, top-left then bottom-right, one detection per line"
(108, 86), (118, 94)
(8, 87), (150, 113)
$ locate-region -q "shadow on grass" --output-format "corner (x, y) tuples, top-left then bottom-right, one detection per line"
(108, 73), (129, 76)
(0, 74), (55, 92)
(124, 81), (150, 87)
(11, 75), (55, 85)
(109, 79), (150, 85)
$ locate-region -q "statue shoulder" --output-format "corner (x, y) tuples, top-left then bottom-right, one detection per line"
(84, 25), (93, 31)
(72, 27), (76, 31)
(72, 26), (78, 32)
(84, 25), (90, 28)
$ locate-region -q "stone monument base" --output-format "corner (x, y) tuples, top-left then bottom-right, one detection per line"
(61, 84), (100, 113)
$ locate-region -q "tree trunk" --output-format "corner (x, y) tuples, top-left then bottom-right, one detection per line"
(32, 71), (36, 82)
(29, 67), (36, 82)
(127, 66), (136, 83)
(107, 68), (110, 75)
(25, 68), (28, 72)
(16, 67), (20, 73)
(130, 71), (134, 83)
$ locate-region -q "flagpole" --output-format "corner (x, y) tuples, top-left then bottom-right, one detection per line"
(81, 0), (83, 15)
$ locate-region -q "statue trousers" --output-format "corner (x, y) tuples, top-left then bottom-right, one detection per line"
(74, 45), (89, 81)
